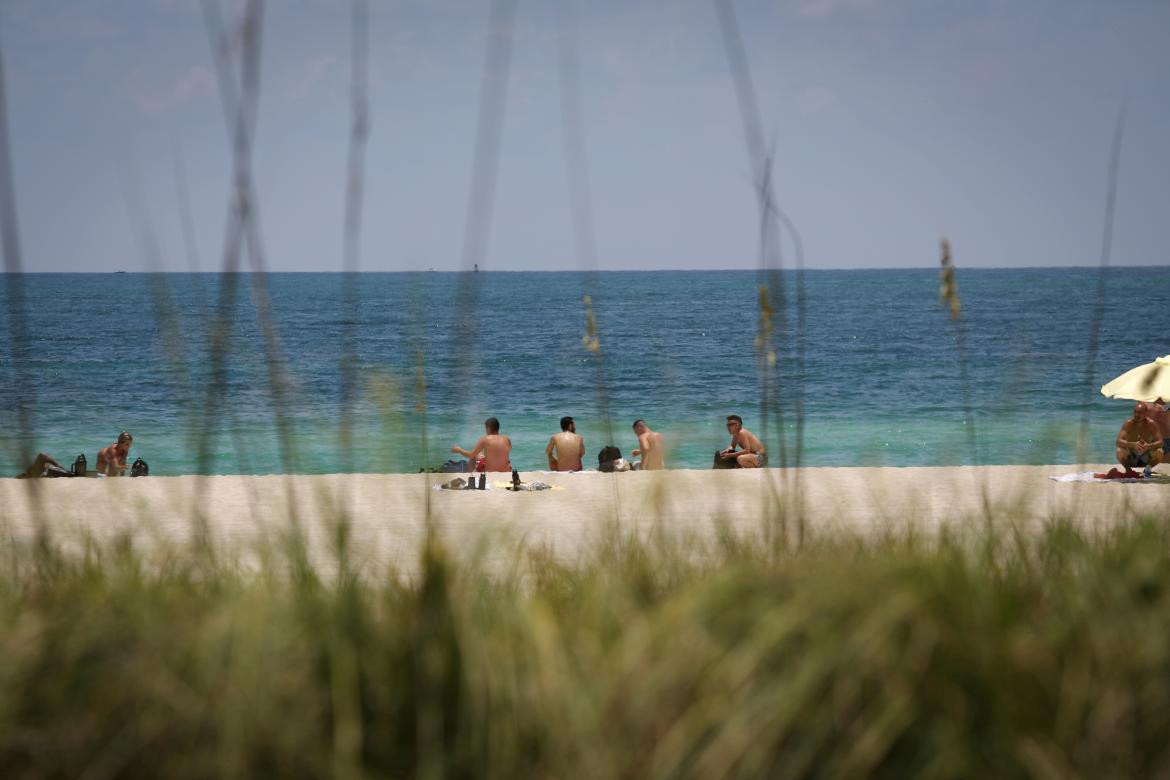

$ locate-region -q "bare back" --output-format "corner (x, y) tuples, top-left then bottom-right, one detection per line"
(550, 432), (584, 471)
(1151, 405), (1170, 438)
(477, 434), (513, 472)
(638, 431), (665, 470)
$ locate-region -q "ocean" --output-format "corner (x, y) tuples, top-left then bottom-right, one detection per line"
(0, 268), (1165, 476)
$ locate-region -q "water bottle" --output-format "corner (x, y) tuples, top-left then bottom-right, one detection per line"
(511, 468), (521, 491)
(72, 454), (87, 477)
(478, 472), (486, 490)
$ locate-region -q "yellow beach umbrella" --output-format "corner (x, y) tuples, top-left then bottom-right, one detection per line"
(1100, 355), (1170, 403)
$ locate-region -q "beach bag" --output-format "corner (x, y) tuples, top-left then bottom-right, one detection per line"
(598, 445), (622, 473)
(130, 458), (149, 477)
(72, 453), (87, 476)
(712, 450), (739, 469)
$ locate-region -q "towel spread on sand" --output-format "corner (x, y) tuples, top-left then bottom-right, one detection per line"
(1049, 470), (1170, 484)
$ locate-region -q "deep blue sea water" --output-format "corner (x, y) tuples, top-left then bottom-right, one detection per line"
(1, 269), (1166, 475)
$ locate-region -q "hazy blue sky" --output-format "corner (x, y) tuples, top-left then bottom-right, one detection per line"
(2, 0), (1168, 271)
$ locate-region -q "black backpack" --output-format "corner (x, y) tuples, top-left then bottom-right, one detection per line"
(130, 458), (149, 477)
(712, 450), (739, 469)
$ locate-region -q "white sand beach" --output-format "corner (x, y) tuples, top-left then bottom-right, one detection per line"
(2, 466), (1168, 570)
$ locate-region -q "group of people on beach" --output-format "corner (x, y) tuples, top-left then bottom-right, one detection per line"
(450, 414), (767, 473)
(13, 403), (1167, 478)
(17, 432), (135, 479)
(1116, 399), (1170, 477)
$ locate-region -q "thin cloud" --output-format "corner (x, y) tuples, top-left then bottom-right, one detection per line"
(794, 0), (876, 17)
(126, 64), (215, 113)
(289, 55), (338, 99)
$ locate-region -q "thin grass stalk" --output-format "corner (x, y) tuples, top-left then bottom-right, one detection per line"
(1078, 103), (1126, 464)
(121, 166), (218, 552)
(194, 0), (251, 482)
(0, 23), (47, 543)
(712, 1), (794, 544)
(557, 0), (622, 519)
(447, 0), (518, 395)
(337, 0), (370, 502)
(938, 238), (986, 524)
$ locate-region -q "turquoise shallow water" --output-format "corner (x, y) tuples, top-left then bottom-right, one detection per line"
(0, 268), (1166, 475)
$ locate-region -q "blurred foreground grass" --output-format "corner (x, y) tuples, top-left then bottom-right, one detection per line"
(3, 513), (1170, 778)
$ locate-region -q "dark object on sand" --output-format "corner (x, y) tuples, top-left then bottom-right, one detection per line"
(464, 474), (476, 490)
(43, 464), (75, 478)
(597, 445), (622, 473)
(441, 477), (467, 490)
(418, 459), (469, 474)
(713, 450), (739, 469)
(511, 469), (521, 490)
(130, 458), (149, 477)
(72, 454), (87, 477)
(478, 472), (486, 490)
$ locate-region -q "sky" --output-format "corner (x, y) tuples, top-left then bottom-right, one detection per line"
(1, 0), (1168, 272)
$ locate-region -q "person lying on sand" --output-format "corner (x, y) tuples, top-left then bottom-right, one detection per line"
(1116, 403), (1163, 477)
(16, 453), (69, 478)
(631, 419), (665, 470)
(97, 431), (133, 476)
(452, 417), (513, 472)
(547, 416), (585, 472)
(719, 414), (767, 468)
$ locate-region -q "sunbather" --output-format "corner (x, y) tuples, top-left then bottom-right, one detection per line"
(719, 414), (767, 468)
(1116, 402), (1163, 477)
(547, 416), (585, 472)
(97, 431), (134, 476)
(452, 417), (513, 472)
(16, 453), (69, 478)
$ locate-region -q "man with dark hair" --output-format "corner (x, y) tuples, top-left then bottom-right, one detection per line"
(631, 419), (665, 470)
(452, 417), (512, 472)
(546, 416), (585, 472)
(1116, 402), (1163, 477)
(719, 414), (767, 468)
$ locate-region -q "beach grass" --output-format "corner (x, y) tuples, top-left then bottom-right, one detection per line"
(4, 509), (1170, 778)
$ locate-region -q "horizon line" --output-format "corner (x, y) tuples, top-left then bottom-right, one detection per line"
(4, 263), (1169, 275)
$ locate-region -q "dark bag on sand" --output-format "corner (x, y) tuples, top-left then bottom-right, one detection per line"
(44, 464), (75, 478)
(598, 445), (622, 473)
(438, 459), (468, 473)
(130, 458), (149, 477)
(72, 454), (87, 476)
(712, 450), (739, 469)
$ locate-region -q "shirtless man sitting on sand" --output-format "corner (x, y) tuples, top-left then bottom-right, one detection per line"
(1116, 402), (1163, 477)
(97, 431), (133, 476)
(452, 417), (512, 472)
(631, 419), (665, 470)
(719, 414), (767, 468)
(547, 416), (585, 472)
